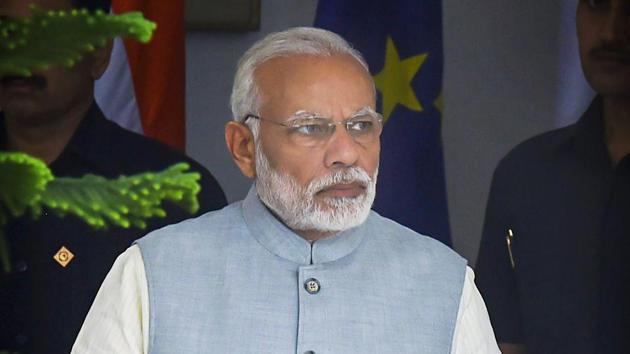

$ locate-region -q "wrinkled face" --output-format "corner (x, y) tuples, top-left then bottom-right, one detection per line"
(254, 135), (378, 233)
(0, 0), (103, 125)
(253, 54), (380, 234)
(577, 0), (630, 98)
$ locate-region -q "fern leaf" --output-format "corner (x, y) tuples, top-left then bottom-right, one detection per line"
(0, 151), (201, 273)
(39, 163), (201, 229)
(0, 152), (52, 272)
(0, 152), (53, 219)
(0, 7), (156, 76)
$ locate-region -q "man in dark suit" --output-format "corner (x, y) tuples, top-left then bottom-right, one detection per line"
(0, 0), (227, 353)
(476, 1), (630, 353)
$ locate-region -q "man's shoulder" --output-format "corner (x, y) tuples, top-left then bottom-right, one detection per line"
(136, 202), (242, 247)
(498, 124), (576, 171)
(96, 117), (227, 210)
(99, 118), (195, 168)
(366, 211), (466, 266)
(480, 123), (586, 229)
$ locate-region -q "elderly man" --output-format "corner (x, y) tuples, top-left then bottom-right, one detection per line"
(73, 27), (499, 353)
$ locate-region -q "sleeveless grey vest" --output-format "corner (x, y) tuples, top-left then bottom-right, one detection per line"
(136, 187), (466, 353)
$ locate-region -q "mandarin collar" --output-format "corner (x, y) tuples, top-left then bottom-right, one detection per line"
(572, 96), (605, 153)
(557, 96), (612, 171)
(58, 102), (110, 164)
(1, 103), (118, 176)
(241, 184), (367, 265)
(0, 102), (104, 149)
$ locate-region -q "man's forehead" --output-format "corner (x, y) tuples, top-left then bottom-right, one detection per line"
(255, 54), (375, 113)
(257, 53), (366, 75)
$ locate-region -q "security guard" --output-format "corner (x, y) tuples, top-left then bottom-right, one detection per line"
(0, 0), (227, 353)
(476, 1), (630, 353)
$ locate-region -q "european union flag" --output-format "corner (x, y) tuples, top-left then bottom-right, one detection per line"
(315, 0), (451, 246)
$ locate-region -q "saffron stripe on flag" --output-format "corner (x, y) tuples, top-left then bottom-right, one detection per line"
(98, 1), (186, 151)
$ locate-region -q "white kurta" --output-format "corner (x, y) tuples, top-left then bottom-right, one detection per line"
(73, 246), (498, 353)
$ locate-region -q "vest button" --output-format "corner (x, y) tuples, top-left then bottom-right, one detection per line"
(304, 278), (320, 294)
(304, 351), (316, 354)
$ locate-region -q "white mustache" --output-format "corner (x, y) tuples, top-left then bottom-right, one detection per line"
(307, 167), (372, 195)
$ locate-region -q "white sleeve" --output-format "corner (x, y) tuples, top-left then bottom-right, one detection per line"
(450, 266), (501, 354)
(72, 245), (149, 354)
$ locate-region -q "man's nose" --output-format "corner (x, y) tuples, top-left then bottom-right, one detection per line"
(323, 125), (361, 168)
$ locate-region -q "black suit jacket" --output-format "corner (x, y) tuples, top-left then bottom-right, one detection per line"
(476, 96), (630, 353)
(0, 103), (227, 353)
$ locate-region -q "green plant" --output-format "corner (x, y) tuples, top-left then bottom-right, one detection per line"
(0, 152), (201, 273)
(0, 6), (155, 76)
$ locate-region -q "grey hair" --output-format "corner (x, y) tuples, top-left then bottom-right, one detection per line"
(230, 27), (371, 128)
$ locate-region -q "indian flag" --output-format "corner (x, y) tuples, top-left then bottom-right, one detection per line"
(95, 0), (186, 151)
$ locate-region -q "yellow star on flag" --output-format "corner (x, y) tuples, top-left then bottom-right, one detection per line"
(373, 36), (427, 121)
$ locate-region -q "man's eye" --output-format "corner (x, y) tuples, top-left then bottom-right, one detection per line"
(349, 120), (374, 132)
(585, 0), (608, 9)
(294, 123), (328, 136)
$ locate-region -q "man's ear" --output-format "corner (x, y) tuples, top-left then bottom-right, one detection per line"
(90, 39), (113, 80)
(225, 121), (257, 178)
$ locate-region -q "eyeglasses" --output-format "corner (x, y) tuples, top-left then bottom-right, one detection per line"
(242, 109), (384, 148)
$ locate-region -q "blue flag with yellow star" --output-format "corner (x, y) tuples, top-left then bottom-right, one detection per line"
(315, 0), (451, 246)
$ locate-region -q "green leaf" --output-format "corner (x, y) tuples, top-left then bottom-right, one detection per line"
(0, 152), (53, 219)
(0, 6), (156, 76)
(39, 163), (201, 229)
(0, 152), (53, 272)
(0, 151), (201, 274)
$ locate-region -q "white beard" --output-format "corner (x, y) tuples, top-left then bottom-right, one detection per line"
(254, 140), (377, 233)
